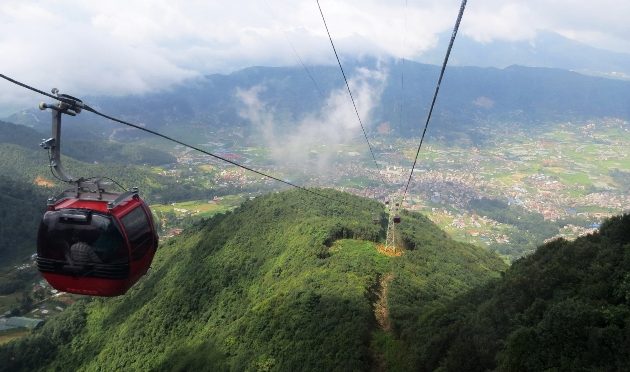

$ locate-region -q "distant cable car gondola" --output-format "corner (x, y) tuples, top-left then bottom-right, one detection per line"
(35, 92), (158, 296)
(393, 215), (401, 224)
(372, 214), (380, 225)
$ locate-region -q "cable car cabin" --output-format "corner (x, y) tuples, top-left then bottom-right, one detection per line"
(372, 215), (380, 224)
(36, 189), (158, 297)
(393, 215), (401, 223)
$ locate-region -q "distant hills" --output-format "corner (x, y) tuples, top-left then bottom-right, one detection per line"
(421, 31), (630, 80)
(6, 60), (630, 141)
(0, 121), (175, 166)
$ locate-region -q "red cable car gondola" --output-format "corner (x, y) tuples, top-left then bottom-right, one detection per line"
(393, 215), (401, 223)
(37, 188), (158, 296)
(35, 92), (158, 296)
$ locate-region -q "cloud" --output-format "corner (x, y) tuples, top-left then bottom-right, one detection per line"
(464, 3), (539, 43)
(236, 66), (387, 175)
(462, 0), (630, 51)
(0, 0), (198, 114)
(1, 0), (630, 113)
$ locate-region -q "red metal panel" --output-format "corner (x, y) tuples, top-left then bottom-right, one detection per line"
(42, 272), (132, 297)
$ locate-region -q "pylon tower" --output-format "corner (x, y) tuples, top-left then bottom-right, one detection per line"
(385, 208), (397, 253)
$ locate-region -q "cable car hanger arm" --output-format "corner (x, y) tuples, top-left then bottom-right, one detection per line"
(39, 89), (84, 184)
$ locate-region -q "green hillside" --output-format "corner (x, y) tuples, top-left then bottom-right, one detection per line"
(0, 177), (47, 264)
(0, 129), (55, 264)
(0, 189), (505, 371)
(0, 120), (176, 166)
(0, 143), (209, 204)
(406, 214), (630, 371)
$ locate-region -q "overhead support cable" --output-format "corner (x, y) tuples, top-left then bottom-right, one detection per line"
(400, 0), (467, 206)
(316, 0), (387, 187)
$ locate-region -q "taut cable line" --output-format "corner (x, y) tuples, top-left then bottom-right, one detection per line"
(0, 73), (354, 206)
(316, 0), (387, 188)
(400, 0), (467, 207)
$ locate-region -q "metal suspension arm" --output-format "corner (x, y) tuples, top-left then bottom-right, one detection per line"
(39, 90), (84, 184)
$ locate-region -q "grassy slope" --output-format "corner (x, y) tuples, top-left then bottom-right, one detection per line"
(0, 189), (505, 371)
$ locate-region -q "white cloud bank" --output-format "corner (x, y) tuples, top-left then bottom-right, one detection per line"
(1, 0), (629, 112)
(236, 66), (387, 173)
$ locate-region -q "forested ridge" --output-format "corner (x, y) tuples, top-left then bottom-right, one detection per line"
(406, 214), (630, 371)
(0, 189), (505, 371)
(2, 188), (627, 371)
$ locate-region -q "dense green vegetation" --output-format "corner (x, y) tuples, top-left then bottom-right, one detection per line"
(470, 198), (558, 238)
(0, 302), (88, 369)
(404, 214), (630, 371)
(0, 189), (504, 371)
(2, 189), (628, 371)
(0, 176), (47, 264)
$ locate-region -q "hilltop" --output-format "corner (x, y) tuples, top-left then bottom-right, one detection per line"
(0, 189), (505, 371)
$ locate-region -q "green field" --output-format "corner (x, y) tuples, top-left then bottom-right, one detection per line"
(0, 293), (20, 315)
(152, 194), (245, 218)
(0, 328), (30, 346)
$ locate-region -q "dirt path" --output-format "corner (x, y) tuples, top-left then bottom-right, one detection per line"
(370, 273), (394, 372)
(374, 273), (393, 332)
(34, 176), (55, 187)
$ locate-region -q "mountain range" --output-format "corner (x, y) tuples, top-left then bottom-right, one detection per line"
(421, 31), (630, 80)
(6, 59), (630, 143)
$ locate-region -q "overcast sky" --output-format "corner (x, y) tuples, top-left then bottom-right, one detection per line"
(1, 0), (630, 113)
